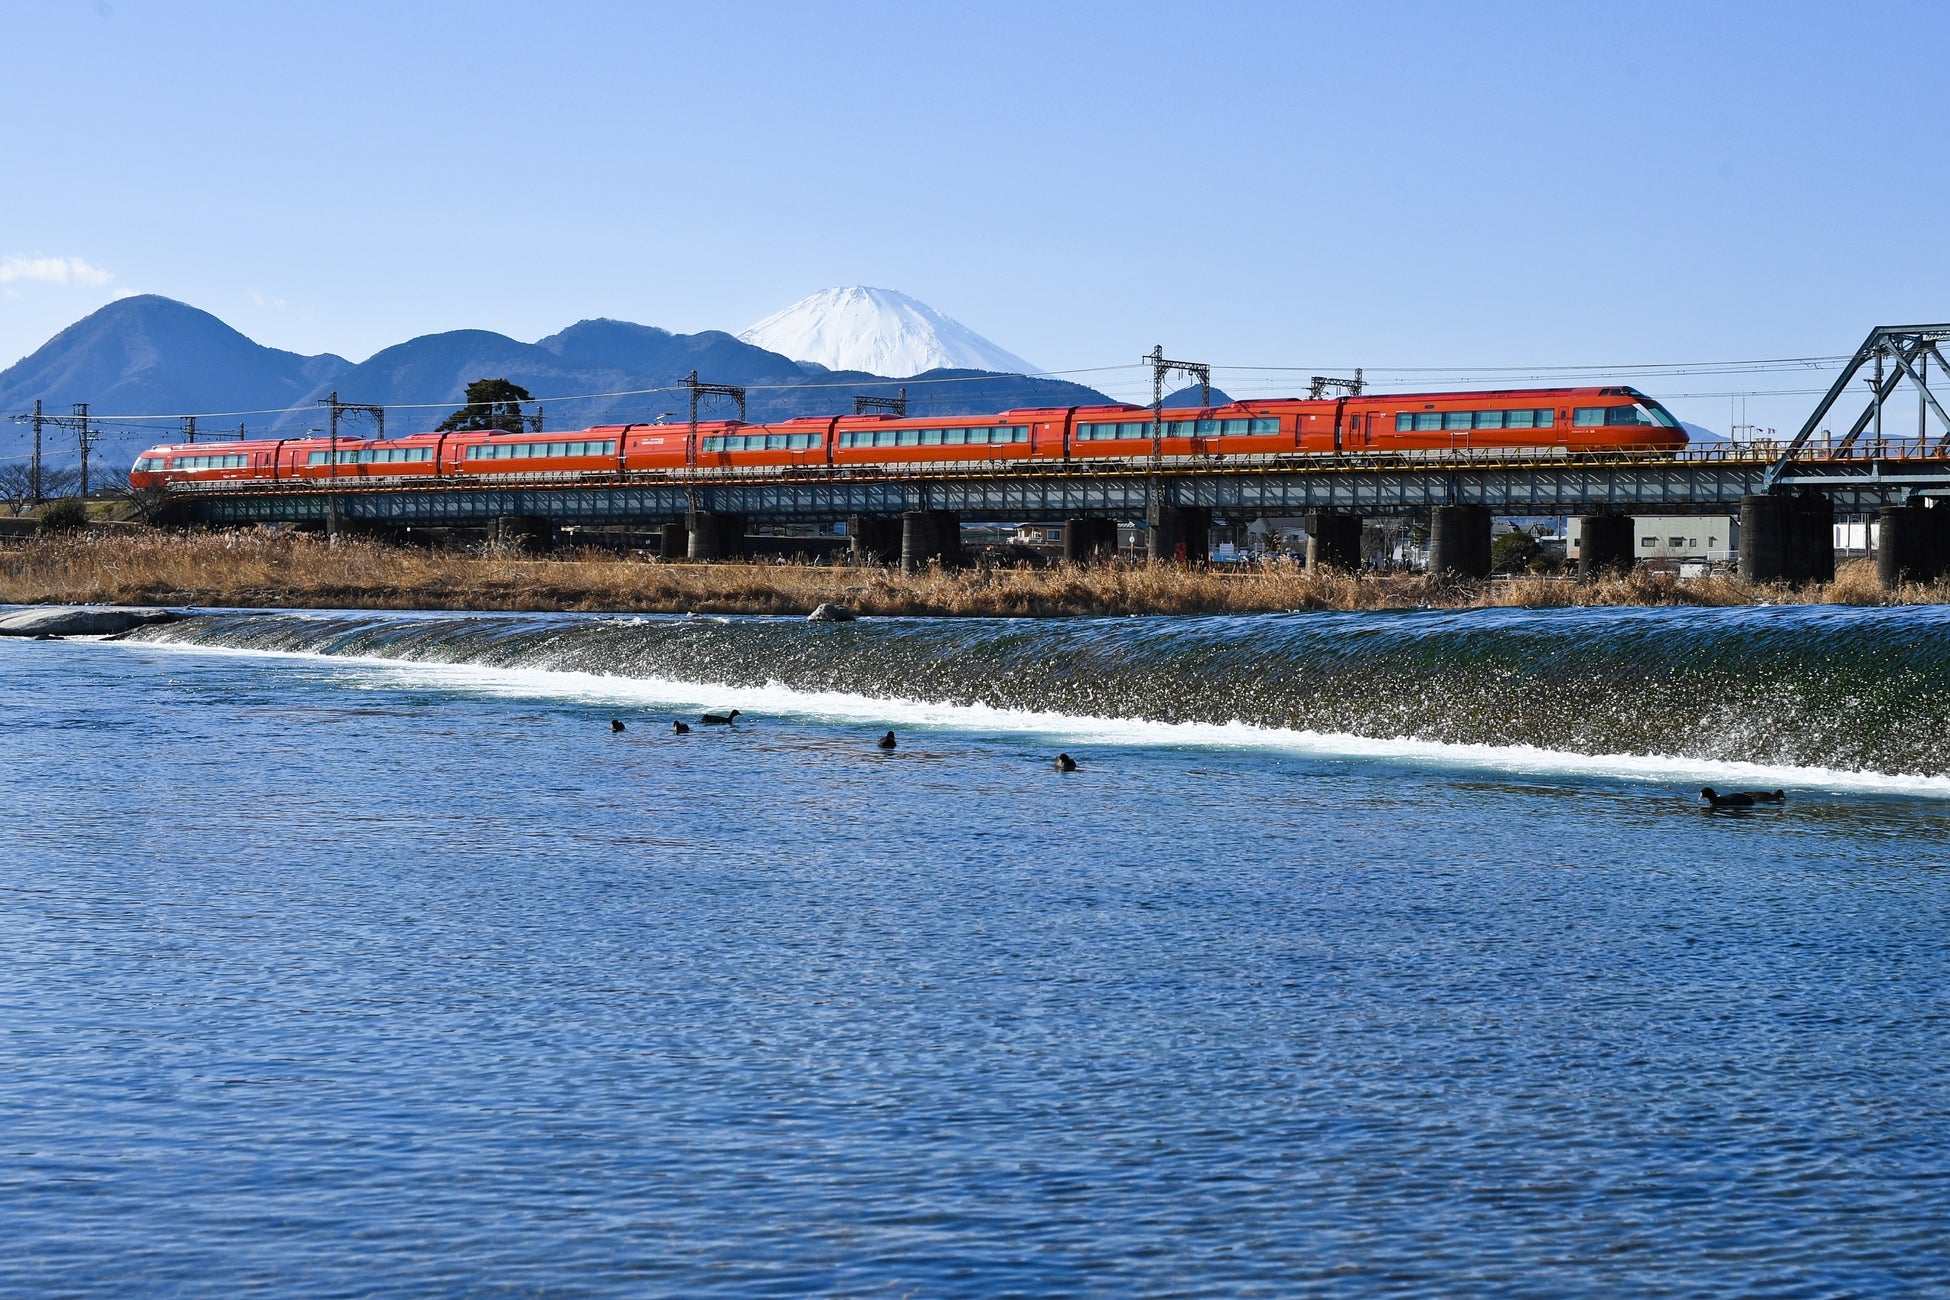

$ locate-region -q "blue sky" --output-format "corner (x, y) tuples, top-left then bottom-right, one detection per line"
(3, 0), (1946, 433)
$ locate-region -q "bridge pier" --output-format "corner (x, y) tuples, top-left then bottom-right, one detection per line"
(1427, 505), (1492, 578)
(490, 515), (554, 554)
(1791, 491), (1835, 584)
(658, 521), (688, 559)
(1147, 507), (1211, 563)
(847, 513), (902, 564)
(1740, 493), (1834, 584)
(1577, 512), (1636, 579)
(1876, 501), (1950, 587)
(900, 510), (962, 572)
(1062, 517), (1119, 563)
(1304, 513), (1363, 571)
(686, 511), (746, 561)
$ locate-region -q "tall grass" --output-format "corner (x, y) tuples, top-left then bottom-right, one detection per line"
(2, 529), (1944, 616)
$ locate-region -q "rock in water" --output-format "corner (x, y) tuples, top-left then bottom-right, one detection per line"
(807, 603), (857, 622)
(0, 606), (179, 637)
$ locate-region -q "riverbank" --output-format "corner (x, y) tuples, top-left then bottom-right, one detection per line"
(1, 529), (1941, 616)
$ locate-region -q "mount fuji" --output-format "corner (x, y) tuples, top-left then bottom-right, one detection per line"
(739, 287), (1039, 377)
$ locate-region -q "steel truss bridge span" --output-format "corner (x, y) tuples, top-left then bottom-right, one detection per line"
(171, 446), (1950, 528)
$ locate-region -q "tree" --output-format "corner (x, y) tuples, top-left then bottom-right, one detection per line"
(1490, 529), (1543, 575)
(437, 378), (533, 433)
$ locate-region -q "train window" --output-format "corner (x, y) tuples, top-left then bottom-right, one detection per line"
(1574, 407), (1606, 426)
(1248, 417), (1278, 434)
(896, 429), (919, 447)
(1534, 409), (1555, 428)
(919, 428), (943, 446)
(1606, 405), (1665, 426)
(1396, 413), (1414, 432)
(1505, 410), (1535, 429)
(1010, 426), (1028, 442)
(1443, 412), (1473, 431)
(762, 435), (784, 450)
(1122, 421), (1148, 437)
(944, 428), (968, 445)
(1414, 412), (1444, 431)
(1219, 419), (1247, 435)
(1475, 411), (1505, 430)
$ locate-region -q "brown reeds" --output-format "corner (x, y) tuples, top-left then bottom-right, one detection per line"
(2, 528), (1945, 617)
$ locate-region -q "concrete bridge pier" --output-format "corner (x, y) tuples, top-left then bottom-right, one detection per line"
(1147, 507), (1212, 563)
(1427, 504), (1492, 578)
(1304, 513), (1363, 571)
(1577, 513), (1636, 579)
(686, 511), (746, 561)
(900, 510), (962, 572)
(491, 515), (554, 554)
(1062, 517), (1119, 563)
(847, 514), (902, 564)
(1790, 491), (1836, 584)
(1876, 501), (1950, 587)
(658, 521), (688, 559)
(1739, 493), (1834, 584)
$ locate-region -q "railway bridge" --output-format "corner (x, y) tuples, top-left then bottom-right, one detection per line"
(125, 322), (1950, 588)
(170, 441), (1950, 586)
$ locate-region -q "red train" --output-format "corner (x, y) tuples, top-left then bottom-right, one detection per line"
(129, 386), (1686, 488)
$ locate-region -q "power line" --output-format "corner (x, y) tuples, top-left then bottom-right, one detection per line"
(11, 352), (1867, 432)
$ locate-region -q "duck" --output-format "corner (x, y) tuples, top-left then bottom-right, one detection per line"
(700, 709), (741, 726)
(671, 720), (691, 735)
(1701, 787), (1787, 809)
(610, 718), (626, 733)
(877, 730), (897, 750)
(1055, 753), (1077, 772)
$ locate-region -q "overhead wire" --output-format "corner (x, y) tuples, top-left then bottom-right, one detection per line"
(4, 351), (1872, 431)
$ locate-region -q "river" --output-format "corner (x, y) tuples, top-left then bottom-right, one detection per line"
(2, 604), (1945, 1295)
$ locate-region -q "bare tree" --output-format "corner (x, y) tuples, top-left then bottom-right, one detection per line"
(0, 464), (79, 512)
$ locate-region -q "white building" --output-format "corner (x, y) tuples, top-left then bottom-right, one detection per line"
(1566, 515), (1737, 565)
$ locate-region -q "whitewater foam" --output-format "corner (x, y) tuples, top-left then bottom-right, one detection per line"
(98, 637), (1950, 800)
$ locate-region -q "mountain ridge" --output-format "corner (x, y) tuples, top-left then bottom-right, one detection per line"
(0, 295), (1110, 473)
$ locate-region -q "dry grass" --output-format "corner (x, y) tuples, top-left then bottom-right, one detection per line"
(2, 528), (1945, 617)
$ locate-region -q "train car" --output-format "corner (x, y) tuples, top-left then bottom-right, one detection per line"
(826, 409), (1066, 467)
(1345, 386), (1684, 454)
(130, 440), (283, 488)
(278, 432), (446, 481)
(444, 430), (622, 477)
(692, 417), (837, 471)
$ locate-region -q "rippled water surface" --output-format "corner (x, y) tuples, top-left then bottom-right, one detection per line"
(3, 605), (1948, 1296)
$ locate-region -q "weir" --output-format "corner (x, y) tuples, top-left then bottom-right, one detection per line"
(124, 603), (1950, 782)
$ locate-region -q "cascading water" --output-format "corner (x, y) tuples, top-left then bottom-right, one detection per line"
(127, 604), (1950, 778)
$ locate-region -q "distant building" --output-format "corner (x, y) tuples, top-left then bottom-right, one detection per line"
(1566, 515), (1737, 565)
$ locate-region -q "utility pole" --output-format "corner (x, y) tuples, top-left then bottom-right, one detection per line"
(30, 399), (44, 504)
(181, 415), (198, 444)
(316, 391), (384, 540)
(73, 403), (96, 500)
(684, 370), (747, 468)
(1144, 346), (1211, 560)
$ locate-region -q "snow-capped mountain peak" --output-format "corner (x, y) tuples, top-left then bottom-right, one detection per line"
(738, 287), (1038, 377)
